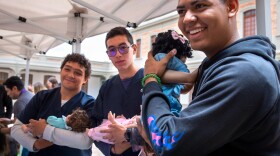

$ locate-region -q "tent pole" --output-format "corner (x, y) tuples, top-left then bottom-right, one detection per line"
(76, 14), (82, 53)
(256, 0), (272, 40)
(24, 58), (30, 89)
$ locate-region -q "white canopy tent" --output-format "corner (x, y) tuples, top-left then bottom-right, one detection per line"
(0, 0), (178, 87)
(0, 0), (273, 87)
(0, 30), (62, 86)
(0, 0), (178, 52)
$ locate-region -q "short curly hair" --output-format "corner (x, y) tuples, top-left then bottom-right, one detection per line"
(60, 53), (91, 79)
(67, 108), (90, 133)
(152, 30), (193, 59)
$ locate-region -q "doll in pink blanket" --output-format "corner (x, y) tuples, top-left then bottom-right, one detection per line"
(89, 112), (155, 156)
(88, 111), (137, 144)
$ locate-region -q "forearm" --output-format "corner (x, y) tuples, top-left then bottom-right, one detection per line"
(11, 119), (37, 152)
(162, 70), (193, 84)
(0, 117), (13, 125)
(0, 127), (10, 134)
(43, 125), (92, 149)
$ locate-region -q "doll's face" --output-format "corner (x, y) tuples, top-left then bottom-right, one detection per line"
(66, 114), (72, 125)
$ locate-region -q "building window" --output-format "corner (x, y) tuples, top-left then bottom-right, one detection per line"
(150, 35), (156, 49)
(0, 72), (8, 84)
(136, 39), (141, 58)
(244, 9), (256, 37)
(21, 74), (33, 86)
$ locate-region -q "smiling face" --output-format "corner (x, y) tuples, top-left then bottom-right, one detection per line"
(60, 61), (88, 92)
(106, 35), (136, 72)
(177, 0), (239, 58)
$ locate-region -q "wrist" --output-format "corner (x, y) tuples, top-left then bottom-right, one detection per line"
(145, 77), (157, 85)
(124, 128), (132, 142)
(33, 141), (40, 152)
(141, 73), (161, 87)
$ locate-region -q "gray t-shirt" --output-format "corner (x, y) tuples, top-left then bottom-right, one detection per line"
(13, 90), (33, 118)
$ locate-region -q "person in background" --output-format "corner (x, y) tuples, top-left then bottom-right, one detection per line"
(33, 82), (47, 94)
(0, 84), (13, 121)
(140, 0), (280, 155)
(11, 53), (95, 156)
(1, 76), (33, 156)
(0, 84), (13, 156)
(45, 77), (59, 90)
(1, 76), (34, 134)
(27, 85), (34, 94)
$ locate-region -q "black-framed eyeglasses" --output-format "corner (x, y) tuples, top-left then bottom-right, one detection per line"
(106, 44), (133, 57)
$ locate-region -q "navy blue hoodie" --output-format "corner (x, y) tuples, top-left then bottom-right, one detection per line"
(142, 36), (280, 156)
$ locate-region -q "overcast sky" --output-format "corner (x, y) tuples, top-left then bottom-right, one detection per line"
(47, 33), (110, 62)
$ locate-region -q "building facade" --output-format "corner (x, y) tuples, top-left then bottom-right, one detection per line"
(0, 0), (279, 103)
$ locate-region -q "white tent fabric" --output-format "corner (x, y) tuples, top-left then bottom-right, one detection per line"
(0, 29), (63, 86)
(0, 30), (61, 58)
(0, 0), (178, 86)
(0, 0), (178, 53)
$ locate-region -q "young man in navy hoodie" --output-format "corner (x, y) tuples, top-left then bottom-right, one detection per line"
(141, 0), (280, 155)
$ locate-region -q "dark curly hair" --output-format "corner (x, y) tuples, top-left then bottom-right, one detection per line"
(60, 53), (91, 79)
(152, 30), (192, 59)
(67, 108), (90, 133)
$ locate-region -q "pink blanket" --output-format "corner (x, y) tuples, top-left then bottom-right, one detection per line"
(88, 117), (135, 144)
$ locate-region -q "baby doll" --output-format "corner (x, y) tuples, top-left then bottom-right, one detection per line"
(47, 108), (90, 132)
(152, 30), (197, 116)
(22, 108), (90, 134)
(88, 111), (137, 144)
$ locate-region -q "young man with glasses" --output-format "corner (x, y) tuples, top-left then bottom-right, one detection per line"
(91, 27), (143, 156)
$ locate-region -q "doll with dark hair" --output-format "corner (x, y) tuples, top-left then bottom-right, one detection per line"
(46, 108), (90, 133)
(22, 108), (90, 133)
(152, 30), (197, 116)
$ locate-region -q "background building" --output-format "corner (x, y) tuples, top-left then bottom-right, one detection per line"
(0, 0), (279, 104)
